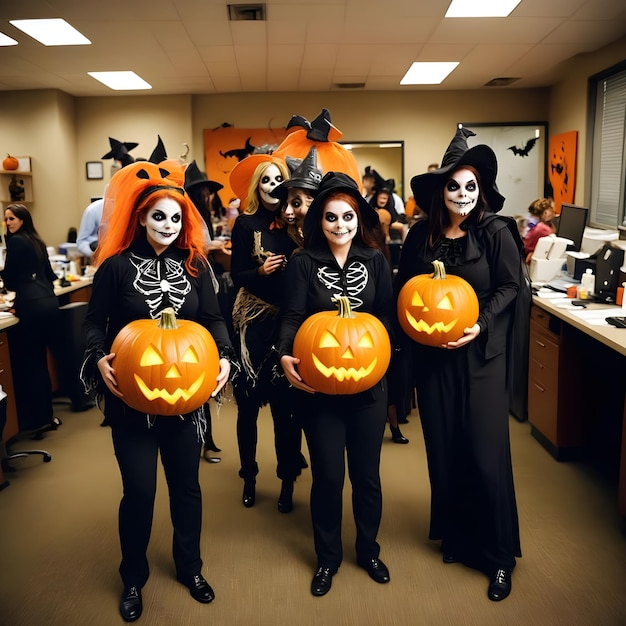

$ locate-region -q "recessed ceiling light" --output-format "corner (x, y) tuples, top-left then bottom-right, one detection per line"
(445, 0), (522, 18)
(10, 18), (91, 46)
(0, 32), (18, 46)
(400, 62), (459, 85)
(88, 71), (152, 91)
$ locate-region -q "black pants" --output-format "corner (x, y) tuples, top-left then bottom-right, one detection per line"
(111, 417), (203, 588)
(300, 383), (387, 570)
(235, 379), (301, 482)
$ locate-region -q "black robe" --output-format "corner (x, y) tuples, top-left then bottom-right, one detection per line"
(395, 213), (522, 574)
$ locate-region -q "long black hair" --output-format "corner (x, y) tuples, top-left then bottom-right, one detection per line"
(4, 203), (49, 262)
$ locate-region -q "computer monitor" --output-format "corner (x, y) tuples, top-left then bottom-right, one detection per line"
(556, 203), (589, 252)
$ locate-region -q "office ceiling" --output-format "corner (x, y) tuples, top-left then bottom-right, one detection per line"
(1, 0), (625, 97)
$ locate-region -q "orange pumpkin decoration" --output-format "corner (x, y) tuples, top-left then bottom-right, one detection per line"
(2, 154), (19, 171)
(293, 295), (391, 395)
(111, 307), (220, 415)
(273, 109), (361, 185)
(397, 260), (479, 346)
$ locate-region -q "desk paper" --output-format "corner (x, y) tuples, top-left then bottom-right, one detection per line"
(568, 307), (623, 326)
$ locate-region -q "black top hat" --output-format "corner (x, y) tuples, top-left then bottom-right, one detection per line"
(101, 137), (138, 167)
(184, 160), (224, 194)
(270, 146), (323, 201)
(410, 126), (504, 213)
(303, 171), (380, 244)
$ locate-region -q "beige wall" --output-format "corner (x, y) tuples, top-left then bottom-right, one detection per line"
(1, 35), (625, 249)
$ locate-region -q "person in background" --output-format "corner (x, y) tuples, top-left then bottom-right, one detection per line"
(2, 203), (62, 436)
(522, 197), (556, 263)
(396, 127), (522, 602)
(82, 161), (235, 622)
(229, 154), (303, 514)
(184, 160), (230, 463)
(77, 196), (104, 259)
(279, 172), (394, 597)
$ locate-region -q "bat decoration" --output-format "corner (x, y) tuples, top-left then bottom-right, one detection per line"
(220, 137), (256, 161)
(507, 137), (538, 157)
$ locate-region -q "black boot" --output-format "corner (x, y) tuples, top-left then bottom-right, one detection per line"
(390, 425), (409, 444)
(242, 479), (256, 508)
(277, 480), (294, 513)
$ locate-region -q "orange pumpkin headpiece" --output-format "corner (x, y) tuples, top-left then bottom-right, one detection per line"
(273, 108), (361, 185)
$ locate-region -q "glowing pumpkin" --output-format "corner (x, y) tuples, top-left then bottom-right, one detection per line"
(293, 295), (391, 395)
(111, 307), (220, 415)
(397, 260), (479, 346)
(273, 109), (361, 185)
(3, 154), (19, 171)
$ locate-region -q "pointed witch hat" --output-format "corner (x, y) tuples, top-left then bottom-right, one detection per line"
(101, 137), (138, 167)
(270, 146), (323, 201)
(410, 125), (504, 213)
(184, 160), (224, 194)
(148, 135), (168, 164)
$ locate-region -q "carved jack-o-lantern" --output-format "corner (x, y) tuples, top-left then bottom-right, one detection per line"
(111, 307), (220, 415)
(293, 296), (391, 395)
(397, 260), (479, 347)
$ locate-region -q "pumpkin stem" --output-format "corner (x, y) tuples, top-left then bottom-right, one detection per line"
(432, 260), (447, 280)
(158, 307), (179, 330)
(331, 295), (355, 319)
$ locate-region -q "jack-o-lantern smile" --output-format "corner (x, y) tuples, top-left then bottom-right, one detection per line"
(111, 308), (220, 415)
(397, 260), (479, 347)
(133, 342), (207, 404)
(311, 329), (379, 382)
(293, 296), (391, 395)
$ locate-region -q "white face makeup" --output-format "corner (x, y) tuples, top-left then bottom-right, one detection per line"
(444, 168), (479, 216)
(140, 197), (182, 254)
(258, 164), (283, 207)
(285, 188), (314, 222)
(322, 199), (358, 247)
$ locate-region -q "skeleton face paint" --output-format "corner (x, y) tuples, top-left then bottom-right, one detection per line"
(286, 187), (314, 221)
(444, 168), (479, 216)
(322, 199), (358, 247)
(140, 197), (182, 254)
(258, 164), (283, 207)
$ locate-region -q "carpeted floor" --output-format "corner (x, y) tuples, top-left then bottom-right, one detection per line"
(0, 394), (625, 626)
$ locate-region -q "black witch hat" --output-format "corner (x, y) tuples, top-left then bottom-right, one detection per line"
(101, 137), (138, 167)
(410, 126), (504, 213)
(184, 160), (224, 195)
(270, 146), (323, 202)
(148, 135), (167, 164)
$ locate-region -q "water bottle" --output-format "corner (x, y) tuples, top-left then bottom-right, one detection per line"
(579, 268), (594, 300)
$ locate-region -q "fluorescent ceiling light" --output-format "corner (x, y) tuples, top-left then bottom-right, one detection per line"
(0, 32), (18, 46)
(10, 18), (91, 46)
(400, 62), (459, 85)
(88, 71), (152, 91)
(445, 0), (522, 18)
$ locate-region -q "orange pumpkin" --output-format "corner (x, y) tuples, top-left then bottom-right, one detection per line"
(273, 109), (361, 185)
(397, 260), (479, 346)
(111, 307), (220, 415)
(2, 154), (19, 171)
(293, 295), (391, 395)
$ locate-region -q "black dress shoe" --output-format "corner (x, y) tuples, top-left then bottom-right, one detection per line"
(242, 480), (255, 508)
(179, 574), (215, 604)
(358, 558), (390, 584)
(277, 480), (293, 513)
(390, 425), (409, 444)
(488, 569), (511, 601)
(311, 567), (336, 597)
(119, 586), (142, 622)
(442, 552), (458, 564)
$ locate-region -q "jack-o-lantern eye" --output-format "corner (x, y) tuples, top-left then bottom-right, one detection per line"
(357, 332), (374, 349)
(141, 344), (164, 367)
(181, 346), (199, 363)
(411, 291), (424, 307)
(436, 294), (454, 310)
(319, 330), (341, 348)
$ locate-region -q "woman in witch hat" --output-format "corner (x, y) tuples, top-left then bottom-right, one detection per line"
(396, 126), (522, 602)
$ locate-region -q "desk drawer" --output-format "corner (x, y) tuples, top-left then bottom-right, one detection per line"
(0, 334), (10, 369)
(529, 326), (559, 370)
(531, 306), (560, 342)
(528, 375), (558, 444)
(529, 354), (558, 391)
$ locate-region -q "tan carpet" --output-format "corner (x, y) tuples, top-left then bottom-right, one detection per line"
(0, 394), (625, 626)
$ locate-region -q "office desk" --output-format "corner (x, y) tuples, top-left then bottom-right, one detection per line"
(530, 296), (626, 516)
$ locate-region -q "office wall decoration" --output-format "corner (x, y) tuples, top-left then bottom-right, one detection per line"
(86, 161), (103, 180)
(548, 130), (577, 214)
(461, 122), (548, 218)
(203, 126), (289, 205)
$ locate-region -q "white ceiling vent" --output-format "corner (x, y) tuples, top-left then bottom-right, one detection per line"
(228, 4), (267, 21)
